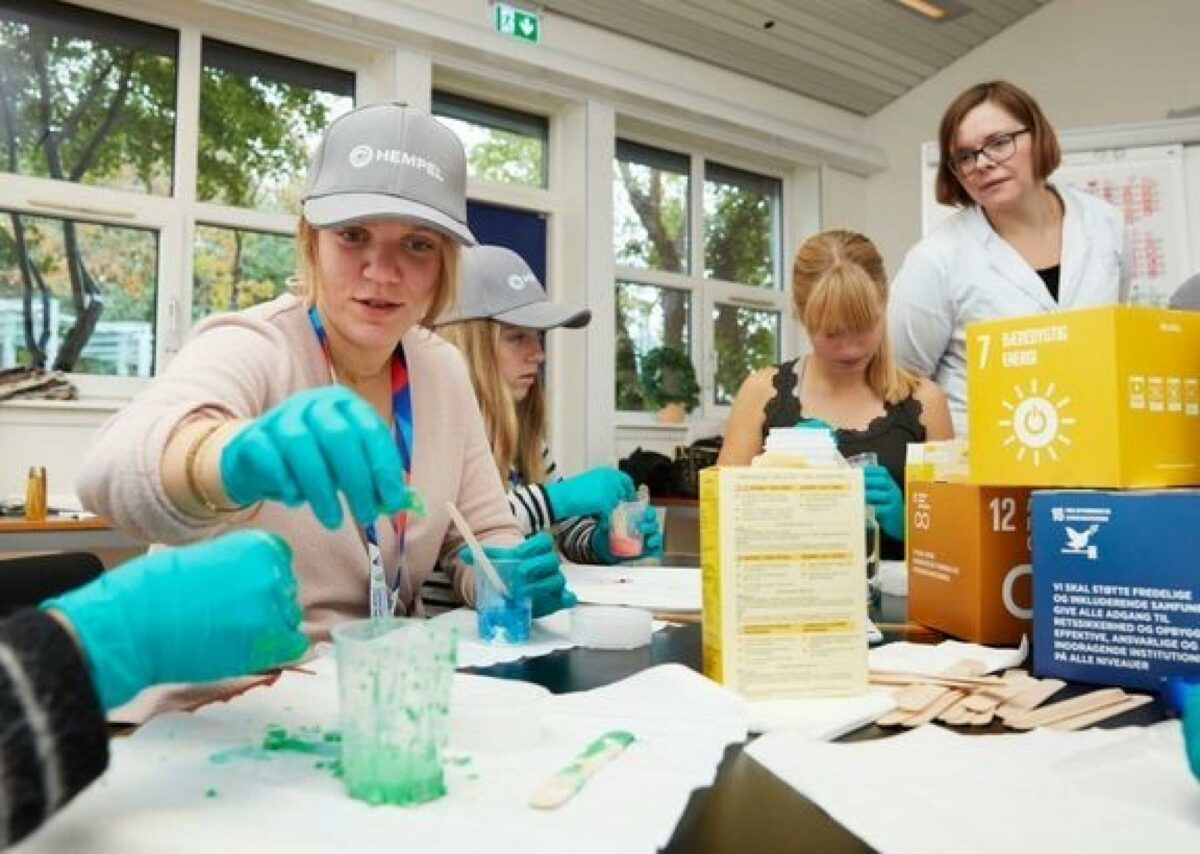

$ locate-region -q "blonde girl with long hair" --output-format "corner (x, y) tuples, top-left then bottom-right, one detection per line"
(718, 229), (953, 558)
(425, 246), (662, 609)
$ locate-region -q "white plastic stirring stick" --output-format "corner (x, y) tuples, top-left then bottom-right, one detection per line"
(444, 502), (511, 597)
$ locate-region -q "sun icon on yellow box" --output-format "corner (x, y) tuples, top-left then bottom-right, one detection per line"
(998, 378), (1076, 466)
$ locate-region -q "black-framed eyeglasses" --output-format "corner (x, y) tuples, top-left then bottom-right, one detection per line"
(948, 128), (1030, 178)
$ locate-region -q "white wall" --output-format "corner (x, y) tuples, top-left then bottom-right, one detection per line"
(864, 0), (1200, 275)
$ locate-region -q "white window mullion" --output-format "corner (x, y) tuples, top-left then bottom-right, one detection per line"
(163, 26), (202, 365)
(690, 154), (708, 411)
(584, 99), (617, 464)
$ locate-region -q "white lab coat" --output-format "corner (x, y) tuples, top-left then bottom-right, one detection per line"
(888, 185), (1125, 436)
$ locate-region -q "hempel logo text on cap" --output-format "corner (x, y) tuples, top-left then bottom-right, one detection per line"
(347, 145), (445, 182)
(507, 273), (537, 291)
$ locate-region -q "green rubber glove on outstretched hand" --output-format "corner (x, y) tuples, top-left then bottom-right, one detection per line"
(43, 530), (309, 710)
(591, 505), (665, 564)
(864, 464), (905, 541)
(544, 466), (635, 521)
(221, 386), (417, 529)
(460, 532), (576, 618)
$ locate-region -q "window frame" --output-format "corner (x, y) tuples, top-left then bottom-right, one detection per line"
(432, 90), (550, 190)
(0, 0), (378, 397)
(612, 130), (793, 425)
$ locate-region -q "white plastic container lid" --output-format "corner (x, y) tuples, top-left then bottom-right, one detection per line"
(570, 605), (653, 650)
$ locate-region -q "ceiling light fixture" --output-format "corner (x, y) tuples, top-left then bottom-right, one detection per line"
(891, 0), (971, 22)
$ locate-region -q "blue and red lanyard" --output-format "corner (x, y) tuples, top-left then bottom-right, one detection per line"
(307, 306), (413, 614)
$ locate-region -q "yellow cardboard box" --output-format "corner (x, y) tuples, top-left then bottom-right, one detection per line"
(908, 480), (1033, 645)
(967, 305), (1200, 487)
(699, 466), (866, 699)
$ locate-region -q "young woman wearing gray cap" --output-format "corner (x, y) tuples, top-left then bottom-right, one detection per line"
(77, 103), (574, 647)
(428, 245), (662, 607)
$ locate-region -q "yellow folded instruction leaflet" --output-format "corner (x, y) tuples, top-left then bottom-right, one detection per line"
(699, 465), (867, 699)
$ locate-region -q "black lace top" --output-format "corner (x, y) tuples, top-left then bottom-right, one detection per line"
(762, 358), (926, 558)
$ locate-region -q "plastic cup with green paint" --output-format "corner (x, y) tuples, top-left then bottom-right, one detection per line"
(333, 617), (458, 806)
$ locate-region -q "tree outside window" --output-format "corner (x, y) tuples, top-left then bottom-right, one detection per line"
(0, 1), (356, 373)
(433, 92), (548, 189)
(613, 137), (784, 415)
(192, 40), (353, 320)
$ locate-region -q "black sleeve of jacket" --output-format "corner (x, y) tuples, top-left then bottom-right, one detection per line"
(0, 609), (110, 847)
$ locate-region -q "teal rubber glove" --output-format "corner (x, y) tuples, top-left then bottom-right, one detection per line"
(43, 530), (308, 710)
(1163, 675), (1200, 781)
(864, 464), (905, 541)
(460, 532), (577, 618)
(794, 417), (834, 432)
(544, 467), (635, 522)
(591, 505), (664, 564)
(221, 386), (415, 529)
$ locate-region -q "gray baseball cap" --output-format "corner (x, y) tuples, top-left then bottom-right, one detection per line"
(301, 102), (476, 245)
(436, 245), (591, 330)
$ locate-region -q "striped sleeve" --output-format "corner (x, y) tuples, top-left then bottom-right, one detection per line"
(0, 610), (109, 847)
(507, 482), (553, 535)
(536, 443), (602, 564)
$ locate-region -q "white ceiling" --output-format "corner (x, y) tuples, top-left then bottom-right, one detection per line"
(541, 0), (1050, 116)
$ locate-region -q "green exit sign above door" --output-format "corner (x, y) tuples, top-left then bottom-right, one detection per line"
(494, 2), (540, 44)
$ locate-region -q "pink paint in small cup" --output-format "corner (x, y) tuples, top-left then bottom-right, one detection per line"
(608, 495), (648, 558)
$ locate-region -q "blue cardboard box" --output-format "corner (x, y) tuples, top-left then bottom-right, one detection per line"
(1031, 489), (1200, 691)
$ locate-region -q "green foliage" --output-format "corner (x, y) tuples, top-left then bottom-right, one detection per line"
(714, 310), (778, 404)
(614, 327), (645, 411)
(460, 126), (545, 187)
(192, 226), (295, 320)
(0, 7), (342, 372)
(705, 183), (775, 287)
(613, 160), (687, 272)
(0, 21), (176, 192)
(613, 153), (782, 412)
(638, 345), (700, 412)
(198, 68), (342, 212)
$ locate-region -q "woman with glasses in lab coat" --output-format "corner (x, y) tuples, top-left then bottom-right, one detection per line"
(888, 80), (1125, 437)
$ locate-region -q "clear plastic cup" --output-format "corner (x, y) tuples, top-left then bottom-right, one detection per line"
(608, 493), (649, 558)
(865, 506), (881, 604)
(474, 556), (532, 644)
(333, 618), (458, 806)
(844, 451), (878, 469)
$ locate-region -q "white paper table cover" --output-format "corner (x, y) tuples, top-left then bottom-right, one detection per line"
(18, 657), (747, 854)
(745, 721), (1198, 854)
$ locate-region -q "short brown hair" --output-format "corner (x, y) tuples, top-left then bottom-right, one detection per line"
(295, 219), (459, 327)
(935, 80), (1061, 208)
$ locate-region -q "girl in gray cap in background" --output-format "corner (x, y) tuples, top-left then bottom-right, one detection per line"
(427, 245), (662, 609)
(77, 103), (573, 649)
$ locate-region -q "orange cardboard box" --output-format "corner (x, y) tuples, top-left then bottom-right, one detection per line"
(907, 480), (1033, 645)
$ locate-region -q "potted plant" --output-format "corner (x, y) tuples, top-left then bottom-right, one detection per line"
(639, 345), (701, 423)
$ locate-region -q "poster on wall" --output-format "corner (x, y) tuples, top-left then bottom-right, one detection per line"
(1055, 144), (1190, 307)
